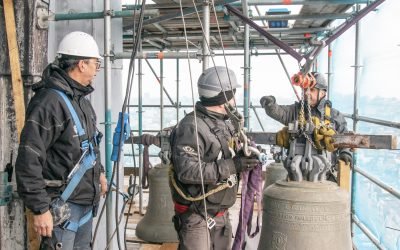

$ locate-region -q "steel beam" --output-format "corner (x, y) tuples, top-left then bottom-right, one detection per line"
(122, 0), (370, 9)
(353, 167), (400, 200)
(153, 23), (166, 33)
(138, 44), (144, 215)
(211, 36), (220, 46)
(228, 21), (239, 31)
(353, 4), (361, 132)
(116, 50), (292, 59)
(137, 27), (332, 38)
(154, 37), (171, 46)
(226, 13), (352, 21)
(103, 0), (113, 246)
(276, 49), (301, 100)
(231, 35), (238, 46)
(352, 215), (385, 250)
(247, 0), (370, 5)
(114, 51), (199, 59)
(243, 0), (250, 128)
(203, 0), (211, 71)
(53, 9), (159, 21)
(343, 114), (400, 129)
(142, 0), (237, 26)
(143, 39), (163, 49)
(144, 59), (175, 105)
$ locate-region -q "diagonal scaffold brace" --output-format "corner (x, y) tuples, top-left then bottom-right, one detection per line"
(224, 0), (386, 86)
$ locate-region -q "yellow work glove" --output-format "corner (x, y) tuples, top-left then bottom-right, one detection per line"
(320, 127), (336, 152)
(276, 127), (290, 149)
(313, 128), (324, 150)
(312, 117), (324, 150)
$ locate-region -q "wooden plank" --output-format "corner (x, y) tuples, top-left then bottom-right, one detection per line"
(3, 1), (33, 248)
(246, 132), (397, 150)
(3, 0), (25, 141)
(25, 209), (40, 250)
(332, 134), (397, 150)
(160, 243), (178, 250)
(338, 160), (351, 192)
(140, 244), (161, 250)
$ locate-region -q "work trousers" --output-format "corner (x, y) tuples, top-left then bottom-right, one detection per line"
(173, 211), (232, 250)
(53, 202), (93, 250)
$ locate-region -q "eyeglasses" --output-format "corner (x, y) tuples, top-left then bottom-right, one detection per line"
(85, 59), (101, 70)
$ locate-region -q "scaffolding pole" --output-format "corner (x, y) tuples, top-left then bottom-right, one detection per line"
(351, 3), (361, 243)
(176, 59), (180, 122)
(138, 44), (144, 215)
(242, 0), (250, 129)
(327, 44), (332, 100)
(160, 57), (164, 130)
(104, 0), (114, 248)
(202, 0), (210, 71)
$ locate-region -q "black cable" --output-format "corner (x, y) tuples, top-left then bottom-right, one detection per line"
(113, 0), (147, 248)
(106, 196), (129, 249)
(124, 139), (138, 250)
(91, 156), (118, 249)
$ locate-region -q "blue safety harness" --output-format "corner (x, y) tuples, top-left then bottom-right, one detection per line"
(53, 90), (97, 232)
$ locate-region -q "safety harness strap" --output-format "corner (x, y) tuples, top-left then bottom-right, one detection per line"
(61, 210), (93, 233)
(324, 100), (332, 126)
(200, 115), (232, 159)
(53, 90), (86, 137)
(60, 145), (96, 201)
(52, 90), (96, 202)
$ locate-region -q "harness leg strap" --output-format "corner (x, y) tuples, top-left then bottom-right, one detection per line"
(61, 209), (93, 233)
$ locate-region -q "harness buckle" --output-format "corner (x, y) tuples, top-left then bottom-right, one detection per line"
(206, 217), (216, 229)
(60, 220), (71, 230)
(226, 174), (237, 188)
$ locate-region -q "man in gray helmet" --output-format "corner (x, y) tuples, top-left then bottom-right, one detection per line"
(260, 72), (352, 182)
(170, 66), (260, 250)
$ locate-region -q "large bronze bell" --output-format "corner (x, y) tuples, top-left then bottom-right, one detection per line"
(258, 180), (351, 250)
(136, 164), (178, 243)
(263, 162), (288, 190)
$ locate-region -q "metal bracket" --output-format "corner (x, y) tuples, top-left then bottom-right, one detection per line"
(36, 7), (51, 30)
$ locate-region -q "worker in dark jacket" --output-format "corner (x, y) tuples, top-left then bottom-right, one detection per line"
(15, 31), (107, 249)
(260, 72), (352, 182)
(170, 66), (260, 250)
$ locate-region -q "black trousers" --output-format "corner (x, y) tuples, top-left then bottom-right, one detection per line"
(173, 211), (232, 250)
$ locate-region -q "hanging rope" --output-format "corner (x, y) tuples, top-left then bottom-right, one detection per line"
(178, 0), (211, 245)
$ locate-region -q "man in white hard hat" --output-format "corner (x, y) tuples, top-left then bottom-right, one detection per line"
(15, 31), (107, 249)
(169, 66), (260, 250)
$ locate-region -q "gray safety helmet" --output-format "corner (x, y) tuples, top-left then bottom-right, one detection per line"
(311, 72), (328, 91)
(198, 66), (241, 98)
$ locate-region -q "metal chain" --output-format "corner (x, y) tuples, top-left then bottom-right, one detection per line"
(303, 86), (318, 149)
(300, 89), (305, 132)
(306, 87), (313, 125)
(303, 131), (318, 149)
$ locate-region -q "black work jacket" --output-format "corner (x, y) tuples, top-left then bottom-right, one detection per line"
(170, 102), (239, 213)
(15, 63), (102, 214)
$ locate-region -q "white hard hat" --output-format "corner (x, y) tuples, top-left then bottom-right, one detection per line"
(198, 66), (241, 98)
(57, 31), (102, 59)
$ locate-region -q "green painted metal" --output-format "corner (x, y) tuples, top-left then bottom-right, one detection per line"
(55, 10), (147, 21)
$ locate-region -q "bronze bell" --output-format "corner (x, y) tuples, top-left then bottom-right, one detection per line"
(263, 162), (288, 190)
(136, 164), (178, 243)
(258, 180), (351, 250)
